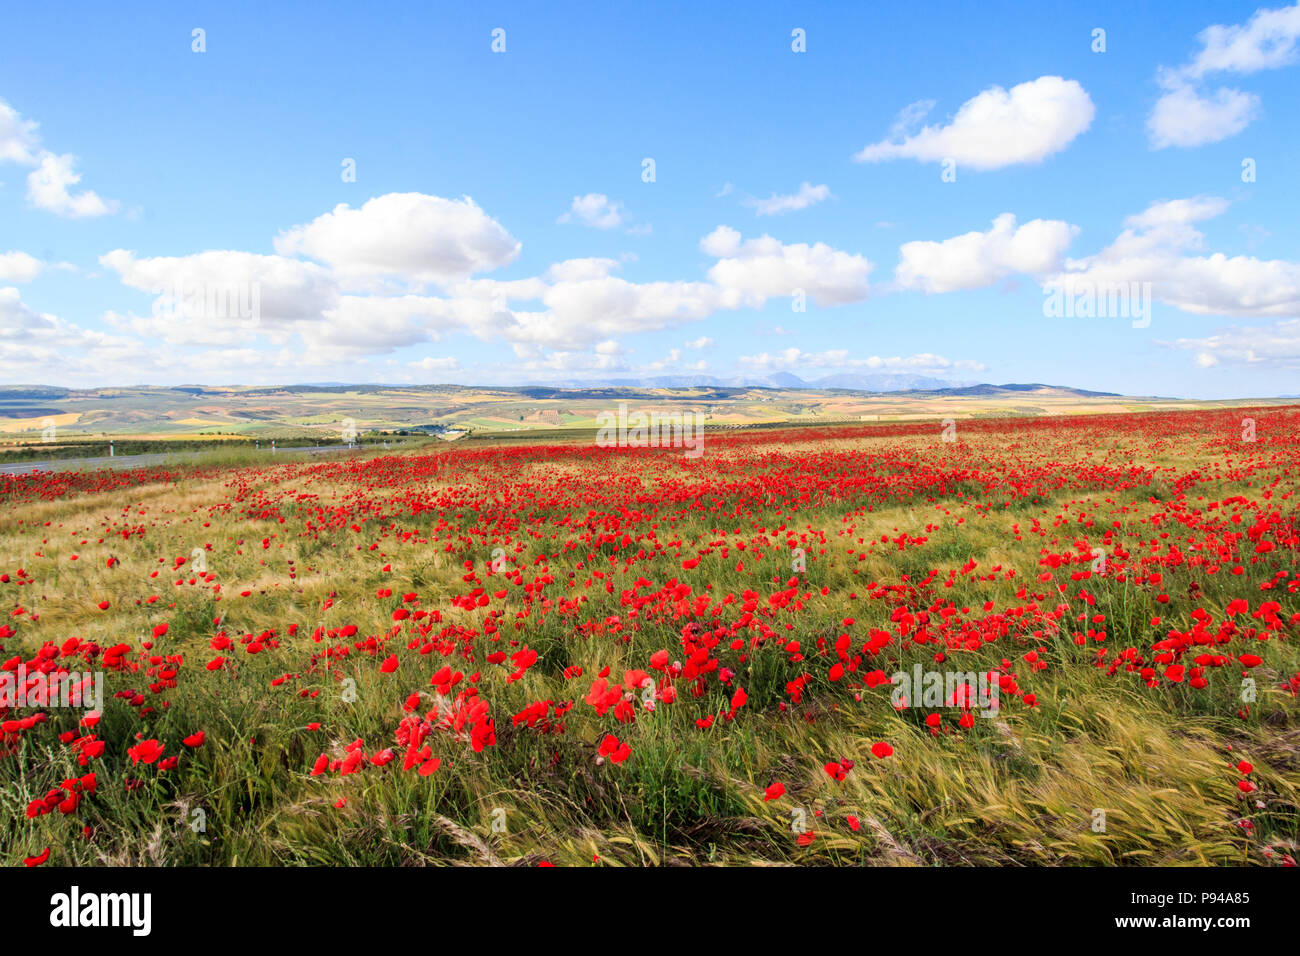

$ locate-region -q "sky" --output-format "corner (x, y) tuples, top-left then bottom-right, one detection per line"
(1, 0), (1298, 398)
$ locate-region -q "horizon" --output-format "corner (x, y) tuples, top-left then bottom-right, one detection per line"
(3, 2), (1299, 399)
(3, 377), (1299, 404)
(0, 377), (1207, 401)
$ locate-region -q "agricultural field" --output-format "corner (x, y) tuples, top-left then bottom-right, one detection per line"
(0, 382), (1254, 448)
(1, 405), (1297, 867)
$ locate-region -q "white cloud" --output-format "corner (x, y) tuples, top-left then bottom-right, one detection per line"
(886, 99), (937, 140)
(0, 99), (39, 165)
(544, 257), (621, 282)
(1124, 196), (1231, 231)
(701, 226), (873, 306)
(316, 295), (455, 355)
(512, 345), (629, 375)
(409, 355), (462, 372)
(1181, 2), (1300, 77)
(738, 348), (984, 373)
(274, 193), (520, 286)
(1, 278), (384, 386)
(73, 196), (889, 382)
(854, 76), (1094, 170)
(530, 276), (724, 345)
(1164, 318), (1300, 369)
(743, 182), (831, 216)
(0, 285), (58, 335)
(1147, 84), (1259, 149)
(439, 264), (726, 351)
(0, 251), (47, 283)
(0, 288), (181, 386)
(558, 193), (625, 229)
(0, 97), (118, 217)
(895, 213), (1078, 293)
(26, 152), (119, 218)
(643, 348), (684, 371)
(99, 249), (340, 350)
(1149, 3), (1300, 148)
(1045, 196), (1300, 319)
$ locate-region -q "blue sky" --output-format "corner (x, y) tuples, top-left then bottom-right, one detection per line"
(1, 0), (1298, 397)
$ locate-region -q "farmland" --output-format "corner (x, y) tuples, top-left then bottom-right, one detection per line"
(0, 382), (1265, 448)
(1, 405), (1298, 867)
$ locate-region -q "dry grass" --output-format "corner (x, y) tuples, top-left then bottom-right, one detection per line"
(2, 413), (1297, 866)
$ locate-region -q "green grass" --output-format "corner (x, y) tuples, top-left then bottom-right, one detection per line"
(1, 422), (1297, 867)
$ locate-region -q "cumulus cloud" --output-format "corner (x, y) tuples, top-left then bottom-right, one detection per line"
(511, 344), (630, 375)
(0, 285), (58, 336)
(643, 347), (687, 372)
(854, 76), (1094, 170)
(701, 226), (873, 306)
(408, 355), (462, 372)
(98, 249), (343, 354)
(2, 276), (374, 386)
(738, 348), (985, 373)
(1147, 85), (1259, 148)
(544, 258), (621, 283)
(895, 213), (1078, 293)
(1149, 3), (1300, 148)
(529, 275), (724, 345)
(316, 295), (459, 355)
(101, 249), (337, 323)
(1164, 318), (1300, 369)
(411, 262), (725, 352)
(274, 193), (520, 286)
(0, 99), (39, 165)
(0, 251), (48, 283)
(1044, 196), (1300, 319)
(1180, 2), (1300, 77)
(0, 287), (180, 386)
(558, 193), (625, 229)
(26, 152), (119, 218)
(742, 182), (831, 216)
(0, 97), (118, 217)
(76, 194), (890, 382)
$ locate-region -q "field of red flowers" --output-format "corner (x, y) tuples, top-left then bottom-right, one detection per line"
(2, 406), (1298, 866)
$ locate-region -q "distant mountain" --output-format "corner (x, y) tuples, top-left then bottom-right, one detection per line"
(517, 372), (968, 390)
(911, 382), (1122, 398)
(0, 380), (1125, 399)
(808, 372), (958, 391)
(0, 385), (73, 399)
(511, 374), (1117, 397)
(522, 374), (801, 389)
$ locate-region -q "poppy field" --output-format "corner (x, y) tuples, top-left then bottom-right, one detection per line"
(2, 406), (1299, 867)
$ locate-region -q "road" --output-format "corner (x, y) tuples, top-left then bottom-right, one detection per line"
(0, 445), (364, 476)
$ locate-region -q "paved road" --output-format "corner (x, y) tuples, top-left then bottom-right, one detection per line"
(0, 444), (364, 476)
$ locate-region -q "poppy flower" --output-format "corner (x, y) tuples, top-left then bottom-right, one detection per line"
(127, 739), (165, 765)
